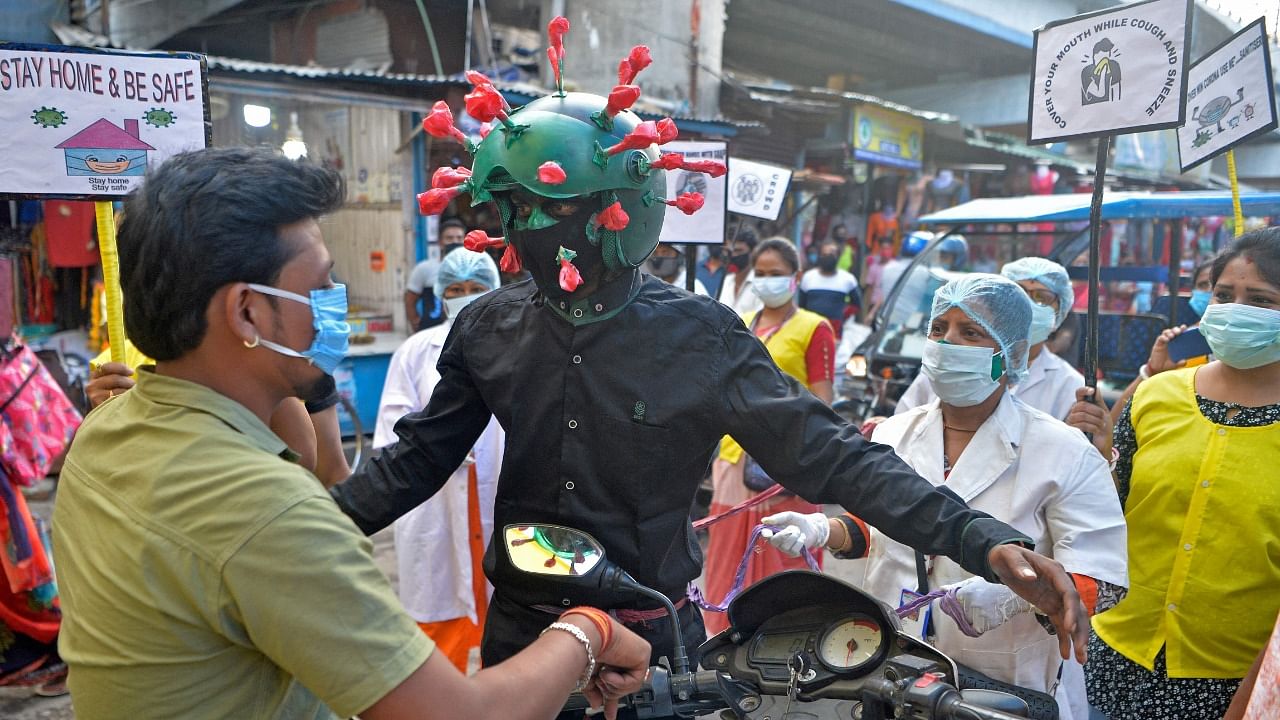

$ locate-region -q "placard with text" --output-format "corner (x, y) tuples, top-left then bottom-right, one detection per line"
(0, 43), (208, 199)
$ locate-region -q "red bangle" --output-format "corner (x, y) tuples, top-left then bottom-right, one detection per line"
(564, 607), (613, 652)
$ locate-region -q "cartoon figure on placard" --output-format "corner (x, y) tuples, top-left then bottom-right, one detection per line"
(1081, 38), (1122, 105)
(55, 118), (153, 176)
(1193, 87), (1245, 136)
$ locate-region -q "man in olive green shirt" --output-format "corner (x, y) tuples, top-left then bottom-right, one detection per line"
(53, 148), (648, 720)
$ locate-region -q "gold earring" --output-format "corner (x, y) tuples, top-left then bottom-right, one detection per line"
(244, 334), (260, 349)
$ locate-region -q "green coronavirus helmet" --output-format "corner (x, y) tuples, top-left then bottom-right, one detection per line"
(415, 16), (724, 291)
(468, 92), (667, 272)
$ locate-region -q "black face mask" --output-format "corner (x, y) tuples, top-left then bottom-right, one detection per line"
(647, 255), (682, 279)
(507, 202), (603, 299)
(729, 252), (751, 271)
(818, 255), (839, 272)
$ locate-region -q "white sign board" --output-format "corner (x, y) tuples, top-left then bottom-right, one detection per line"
(1176, 18), (1277, 172)
(0, 43), (208, 199)
(658, 141), (727, 245)
(726, 157), (792, 221)
(1028, 0), (1191, 144)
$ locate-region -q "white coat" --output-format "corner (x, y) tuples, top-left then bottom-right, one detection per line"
(374, 321), (504, 624)
(895, 348), (1085, 420)
(866, 393), (1126, 720)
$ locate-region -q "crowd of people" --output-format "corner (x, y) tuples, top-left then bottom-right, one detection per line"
(2, 32), (1273, 720)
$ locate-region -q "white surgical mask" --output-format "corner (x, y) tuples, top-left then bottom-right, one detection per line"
(444, 292), (487, 318)
(921, 340), (1004, 407)
(1198, 303), (1280, 369)
(753, 276), (796, 308)
(1027, 302), (1058, 346)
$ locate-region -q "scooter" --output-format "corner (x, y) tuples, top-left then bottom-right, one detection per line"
(503, 523), (1037, 720)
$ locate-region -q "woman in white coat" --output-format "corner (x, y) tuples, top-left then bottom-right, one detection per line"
(764, 274), (1126, 720)
(374, 248), (504, 674)
(895, 257), (1085, 420)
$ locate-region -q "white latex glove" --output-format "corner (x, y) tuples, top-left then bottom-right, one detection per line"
(943, 576), (1035, 635)
(760, 511), (830, 557)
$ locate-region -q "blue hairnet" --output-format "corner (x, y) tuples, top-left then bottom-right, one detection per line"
(1000, 257), (1073, 327)
(435, 248), (500, 297)
(930, 273), (1033, 385)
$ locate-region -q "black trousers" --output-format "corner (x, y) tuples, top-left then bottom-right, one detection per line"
(481, 593), (708, 720)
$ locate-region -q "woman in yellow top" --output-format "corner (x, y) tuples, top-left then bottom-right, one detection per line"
(1085, 228), (1280, 719)
(702, 237), (836, 635)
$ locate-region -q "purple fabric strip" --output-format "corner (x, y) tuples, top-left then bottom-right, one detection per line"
(688, 524), (819, 613)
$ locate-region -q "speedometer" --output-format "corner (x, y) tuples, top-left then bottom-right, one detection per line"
(817, 615), (883, 671)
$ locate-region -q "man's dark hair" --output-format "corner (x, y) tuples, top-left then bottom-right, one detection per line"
(441, 218), (467, 234)
(1212, 226), (1280, 288)
(1093, 39), (1115, 55)
(118, 148), (345, 361)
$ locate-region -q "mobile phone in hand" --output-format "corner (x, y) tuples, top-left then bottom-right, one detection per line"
(1166, 327), (1212, 363)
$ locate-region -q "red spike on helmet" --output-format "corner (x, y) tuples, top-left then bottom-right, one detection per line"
(537, 161), (568, 185)
(548, 16), (570, 91)
(418, 187), (463, 216)
(556, 246), (582, 292)
(681, 159), (727, 177)
(605, 85), (641, 117)
(463, 229), (507, 252)
(596, 202), (630, 231)
(500, 244), (523, 274)
(605, 121), (660, 156)
(465, 84), (510, 125)
(618, 45), (652, 85)
(656, 118), (678, 144)
(665, 192), (705, 215)
(431, 166), (472, 189)
(422, 101), (467, 145)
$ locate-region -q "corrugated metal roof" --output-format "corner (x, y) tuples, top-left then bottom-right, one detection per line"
(206, 56), (759, 131)
(206, 55), (459, 86)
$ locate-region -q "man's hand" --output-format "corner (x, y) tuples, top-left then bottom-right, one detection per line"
(87, 362), (136, 408)
(1066, 386), (1113, 458)
(582, 617), (651, 720)
(987, 545), (1088, 663)
(761, 511), (830, 557)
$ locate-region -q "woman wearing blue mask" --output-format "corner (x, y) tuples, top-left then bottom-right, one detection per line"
(895, 257), (1085, 421)
(374, 248), (504, 674)
(702, 236), (838, 636)
(1085, 228), (1280, 720)
(764, 274), (1127, 720)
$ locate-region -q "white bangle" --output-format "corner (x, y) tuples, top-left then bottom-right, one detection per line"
(542, 621), (596, 692)
(1138, 364), (1151, 380)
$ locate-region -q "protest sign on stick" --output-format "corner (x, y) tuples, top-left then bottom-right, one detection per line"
(1175, 18), (1276, 237)
(1028, 0), (1190, 388)
(0, 43), (209, 363)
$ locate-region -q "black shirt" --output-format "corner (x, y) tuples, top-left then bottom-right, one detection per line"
(332, 271), (1028, 603)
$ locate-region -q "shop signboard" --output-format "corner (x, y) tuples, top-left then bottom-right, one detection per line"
(1176, 18), (1276, 172)
(658, 140), (727, 245)
(1028, 0), (1191, 144)
(726, 157), (792, 221)
(851, 104), (923, 169)
(0, 43), (208, 199)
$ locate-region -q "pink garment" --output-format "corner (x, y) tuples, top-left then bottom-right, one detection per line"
(0, 345), (81, 486)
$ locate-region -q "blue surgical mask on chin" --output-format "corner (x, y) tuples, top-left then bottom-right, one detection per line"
(1027, 302), (1058, 346)
(920, 340), (1005, 407)
(1189, 289), (1212, 317)
(1198, 302), (1280, 369)
(247, 283), (351, 375)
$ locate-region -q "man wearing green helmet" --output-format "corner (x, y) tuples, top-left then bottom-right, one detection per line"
(333, 19), (1090, 679)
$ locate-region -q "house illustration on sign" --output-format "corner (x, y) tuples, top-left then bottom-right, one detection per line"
(55, 118), (154, 176)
